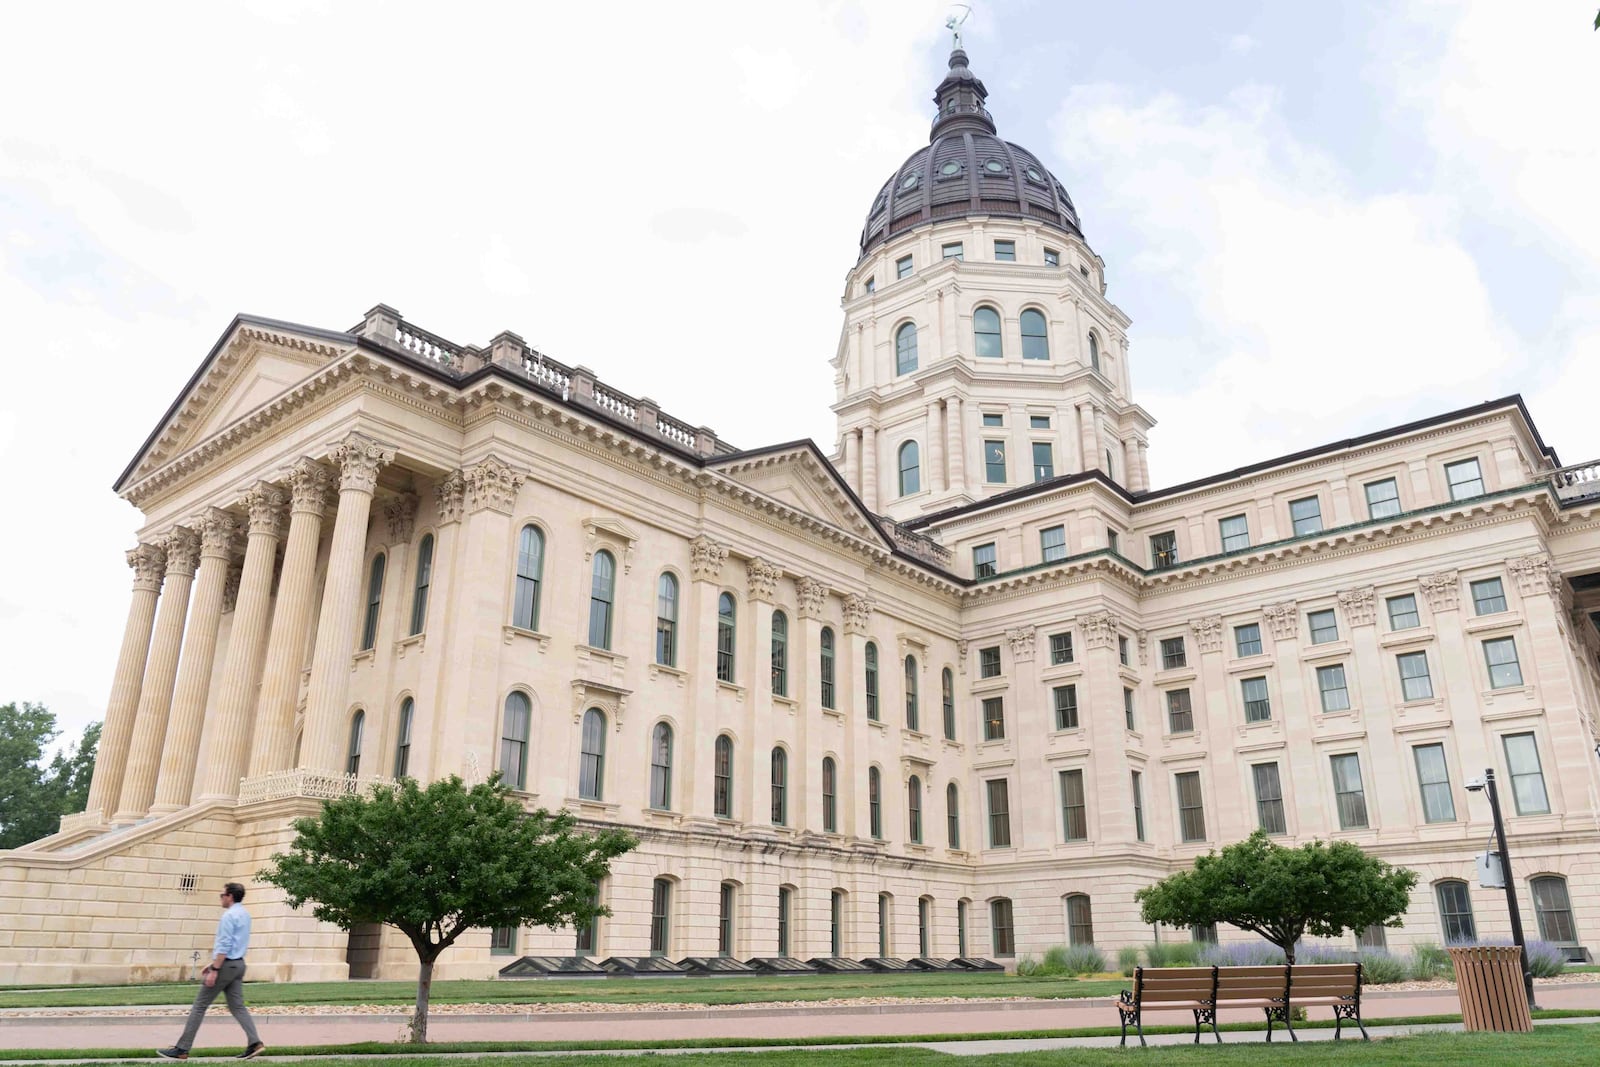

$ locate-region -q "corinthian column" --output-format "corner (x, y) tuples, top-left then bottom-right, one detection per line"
(151, 509), (237, 812)
(197, 483), (286, 800)
(113, 526), (201, 821)
(248, 460), (333, 777)
(301, 433), (394, 774)
(82, 543), (166, 822)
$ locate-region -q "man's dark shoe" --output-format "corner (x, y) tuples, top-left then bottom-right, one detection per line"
(155, 1050), (189, 1061)
(237, 1043), (266, 1060)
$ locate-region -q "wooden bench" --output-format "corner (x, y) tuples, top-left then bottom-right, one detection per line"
(1116, 962), (1366, 1046)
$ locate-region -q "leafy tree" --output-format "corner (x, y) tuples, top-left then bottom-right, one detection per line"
(1135, 831), (1418, 964)
(0, 703), (100, 849)
(259, 774), (636, 1042)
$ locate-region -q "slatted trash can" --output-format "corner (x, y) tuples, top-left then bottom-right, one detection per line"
(1449, 946), (1532, 1032)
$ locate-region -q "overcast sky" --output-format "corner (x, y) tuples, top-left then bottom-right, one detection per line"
(2, 1), (1596, 748)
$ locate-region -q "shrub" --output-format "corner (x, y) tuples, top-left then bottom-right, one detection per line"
(1015, 944), (1106, 976)
(1042, 945), (1072, 972)
(1408, 941), (1453, 981)
(1524, 940), (1568, 978)
(1062, 943), (1107, 975)
(1118, 945), (1141, 977)
(1201, 941), (1287, 967)
(1015, 954), (1043, 977)
(1145, 941), (1204, 968)
(1357, 948), (1407, 985)
(1296, 941), (1356, 965)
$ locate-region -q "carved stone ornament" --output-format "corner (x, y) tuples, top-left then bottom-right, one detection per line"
(583, 517), (639, 574)
(843, 593), (874, 635)
(464, 455), (525, 515)
(571, 681), (628, 730)
(746, 557), (782, 603)
(462, 749), (482, 787)
(1189, 616), (1223, 655)
(690, 536), (729, 582)
(287, 458), (333, 516)
(1137, 630), (1149, 667)
(1419, 570), (1460, 613)
(1338, 587), (1377, 627)
(383, 493), (419, 543)
(161, 526), (202, 578)
(127, 542), (167, 593)
(1508, 554), (1561, 599)
(221, 557), (245, 613)
(1007, 627), (1036, 663)
(197, 508), (239, 560)
(1081, 611), (1120, 651)
(796, 576), (829, 619)
(957, 639), (969, 675)
(244, 482), (288, 539)
(1263, 601), (1299, 641)
(435, 470), (466, 525)
(329, 432), (395, 495)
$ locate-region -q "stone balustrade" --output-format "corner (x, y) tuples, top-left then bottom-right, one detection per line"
(1551, 461), (1600, 504)
(237, 769), (397, 805)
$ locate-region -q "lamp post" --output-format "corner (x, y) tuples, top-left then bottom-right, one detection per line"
(1464, 768), (1537, 1011)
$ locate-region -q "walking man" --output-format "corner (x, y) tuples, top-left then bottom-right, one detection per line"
(157, 882), (265, 1060)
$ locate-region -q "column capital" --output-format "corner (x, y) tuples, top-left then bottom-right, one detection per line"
(746, 557), (782, 603)
(1189, 615), (1223, 654)
(160, 526), (202, 578)
(435, 470), (466, 524)
(1080, 610), (1121, 650)
(842, 593), (874, 635)
(244, 481), (290, 537)
(383, 493), (419, 543)
(690, 536), (729, 582)
(1507, 553), (1561, 599)
(1419, 570), (1460, 613)
(287, 458), (333, 516)
(329, 432), (395, 494)
(795, 576), (829, 619)
(1263, 600), (1299, 640)
(1338, 586), (1376, 627)
(463, 455), (526, 515)
(127, 542), (166, 593)
(1006, 626), (1036, 663)
(196, 508), (240, 560)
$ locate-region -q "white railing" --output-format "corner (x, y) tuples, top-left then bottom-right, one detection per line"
(1552, 461), (1600, 504)
(881, 521), (953, 566)
(523, 353), (571, 394)
(657, 415), (697, 448)
(394, 325), (459, 367)
(237, 769), (397, 805)
(56, 810), (104, 835)
(592, 383), (637, 421)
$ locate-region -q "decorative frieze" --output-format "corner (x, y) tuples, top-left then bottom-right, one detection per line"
(464, 456), (525, 514)
(1189, 616), (1223, 654)
(1338, 587), (1377, 627)
(690, 536), (729, 582)
(329, 432), (395, 494)
(435, 470), (466, 524)
(1419, 570), (1460, 613)
(1508, 554), (1561, 599)
(1263, 601), (1298, 641)
(796, 576), (829, 618)
(383, 493), (419, 542)
(746, 557), (782, 602)
(287, 458), (332, 516)
(161, 526), (202, 578)
(1007, 627), (1036, 663)
(127, 542), (166, 593)
(843, 593), (874, 635)
(1081, 611), (1120, 650)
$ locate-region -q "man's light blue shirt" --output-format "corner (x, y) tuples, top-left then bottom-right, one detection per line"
(213, 903), (251, 959)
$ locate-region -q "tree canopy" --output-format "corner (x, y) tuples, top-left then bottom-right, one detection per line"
(259, 774), (636, 1041)
(1135, 831), (1418, 964)
(0, 702), (99, 849)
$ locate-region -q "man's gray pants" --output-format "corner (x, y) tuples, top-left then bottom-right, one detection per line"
(175, 958), (259, 1051)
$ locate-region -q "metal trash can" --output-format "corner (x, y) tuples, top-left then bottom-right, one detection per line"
(1448, 946), (1532, 1032)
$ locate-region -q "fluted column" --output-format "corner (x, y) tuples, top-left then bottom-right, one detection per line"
(861, 425), (878, 513)
(198, 483), (287, 800)
(1131, 439), (1151, 493)
(82, 543), (167, 822)
(248, 459), (333, 776)
(1077, 401), (1099, 472)
(113, 526), (201, 821)
(301, 433), (394, 773)
(926, 401), (945, 494)
(151, 509), (237, 812)
(945, 397), (965, 493)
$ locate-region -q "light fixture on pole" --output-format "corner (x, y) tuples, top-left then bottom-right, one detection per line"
(1464, 769), (1537, 1010)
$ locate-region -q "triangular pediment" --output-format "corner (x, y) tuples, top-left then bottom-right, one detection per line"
(709, 443), (885, 544)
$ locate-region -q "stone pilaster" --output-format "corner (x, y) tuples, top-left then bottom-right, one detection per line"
(860, 425), (878, 512)
(82, 543), (166, 822)
(945, 396), (965, 493)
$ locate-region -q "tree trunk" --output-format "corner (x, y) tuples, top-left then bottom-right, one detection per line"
(411, 956), (433, 1043)
(1282, 940), (1295, 965)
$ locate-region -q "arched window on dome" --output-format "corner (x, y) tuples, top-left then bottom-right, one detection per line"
(1021, 309), (1049, 361)
(974, 307), (1002, 358)
(1087, 331), (1102, 373)
(895, 322), (918, 375)
(897, 441), (920, 497)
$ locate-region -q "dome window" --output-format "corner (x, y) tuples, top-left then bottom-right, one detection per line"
(1025, 166), (1044, 182)
(939, 160), (962, 176)
(983, 159), (1006, 174)
(900, 172), (920, 191)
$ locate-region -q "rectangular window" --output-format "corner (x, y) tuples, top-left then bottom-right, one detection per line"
(973, 542), (998, 579)
(982, 696), (1006, 741)
(1166, 689), (1194, 734)
(1160, 636), (1187, 670)
(864, 276), (875, 294)
(1387, 594), (1421, 630)
(990, 898), (1015, 956)
(1308, 608), (1339, 645)
(978, 645), (1001, 678)
(1241, 676), (1271, 722)
(1471, 577), (1507, 615)
(649, 879), (672, 956)
(1123, 687), (1136, 731)
(1365, 478), (1401, 519)
(1437, 881), (1476, 944)
(1219, 514), (1251, 552)
(1484, 637), (1523, 689)
(1414, 743), (1456, 823)
(1358, 925), (1387, 950)
(1398, 651), (1433, 701)
(942, 242), (964, 260)
(1049, 631), (1074, 665)
(1059, 769), (1087, 841)
(1044, 248), (1060, 266)
(1118, 635), (1130, 666)
(1331, 753), (1369, 829)
(1253, 763), (1286, 834)
(718, 883), (736, 957)
(1131, 771), (1145, 841)
(1107, 528), (1121, 555)
(985, 440), (1007, 483)
(1029, 415), (1051, 429)
(777, 887), (792, 957)
(1317, 664), (1351, 712)
(1502, 732), (1550, 815)
(1053, 684), (1079, 730)
(575, 888), (599, 954)
(1040, 524), (1067, 562)
(994, 239), (1016, 261)
(1290, 495), (1323, 536)
(896, 255), (913, 279)
(1235, 623), (1263, 657)
(1150, 531), (1178, 568)
(1445, 458), (1485, 500)
(1032, 441), (1055, 482)
(1532, 878), (1578, 946)
(986, 779), (1012, 847)
(490, 925), (517, 956)
(982, 412), (1004, 427)
(1176, 771), (1206, 842)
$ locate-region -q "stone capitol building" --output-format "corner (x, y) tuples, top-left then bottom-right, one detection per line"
(4, 45), (1599, 984)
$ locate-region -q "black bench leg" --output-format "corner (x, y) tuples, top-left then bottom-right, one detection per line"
(1137, 1013), (1147, 1048)
(1192, 1010), (1202, 1044)
(1285, 1009), (1298, 1043)
(1265, 1007), (1274, 1043)
(1335, 1003), (1368, 1041)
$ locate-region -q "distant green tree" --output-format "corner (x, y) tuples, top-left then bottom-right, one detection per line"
(0, 703), (100, 849)
(1135, 831), (1418, 964)
(259, 774), (637, 1042)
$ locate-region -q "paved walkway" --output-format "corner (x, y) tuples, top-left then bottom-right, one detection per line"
(0, 983), (1595, 1058)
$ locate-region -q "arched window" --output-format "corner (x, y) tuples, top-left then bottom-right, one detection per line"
(771, 747), (788, 825)
(822, 756), (838, 832)
(946, 781), (961, 849)
(588, 550), (616, 650)
(1435, 879), (1476, 944)
(499, 692), (531, 789)
(868, 766), (883, 839)
(878, 892), (892, 956)
(513, 525), (544, 631)
(1087, 331), (1101, 372)
(718, 881), (736, 957)
(649, 722), (673, 810)
(1021, 308), (1049, 360)
(904, 655), (919, 731)
(713, 734), (734, 817)
(865, 641), (880, 720)
(579, 708), (607, 800)
(908, 775), (923, 843)
(649, 877), (672, 956)
(991, 898), (1015, 957)
(898, 441), (921, 497)
(409, 534), (433, 635)
(895, 322), (918, 375)
(393, 697), (414, 777)
(957, 899), (969, 958)
(345, 709), (365, 776)
(974, 306), (1002, 358)
(1066, 894), (1094, 945)
(655, 573), (678, 667)
(941, 667), (956, 741)
(918, 897), (932, 957)
(1531, 875), (1578, 946)
(360, 553), (386, 651)
(771, 610), (789, 697)
(820, 627), (837, 710)
(717, 593), (736, 682)
(831, 889), (845, 957)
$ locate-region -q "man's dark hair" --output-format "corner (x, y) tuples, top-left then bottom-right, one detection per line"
(224, 882), (246, 903)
